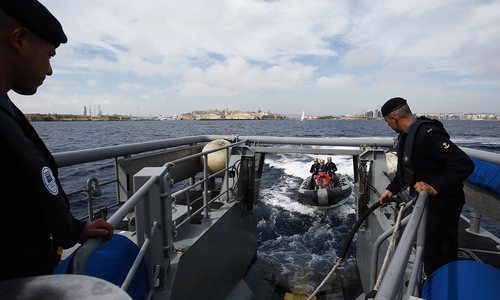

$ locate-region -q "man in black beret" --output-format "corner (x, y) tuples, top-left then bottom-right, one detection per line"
(0, 0), (113, 280)
(378, 97), (474, 276)
(381, 97), (407, 120)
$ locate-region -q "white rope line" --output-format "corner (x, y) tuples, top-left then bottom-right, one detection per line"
(307, 258), (342, 300)
(373, 203), (406, 293)
(309, 202), (406, 300)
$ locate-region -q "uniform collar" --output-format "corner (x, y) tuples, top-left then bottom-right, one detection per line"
(0, 93), (17, 118)
(404, 117), (417, 133)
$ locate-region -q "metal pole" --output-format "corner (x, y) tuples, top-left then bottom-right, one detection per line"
(375, 192), (429, 300)
(469, 211), (481, 234)
(203, 153), (210, 219)
(405, 205), (428, 298)
(369, 215), (410, 289)
(86, 192), (94, 223)
(84, 177), (101, 222)
(226, 147), (230, 201)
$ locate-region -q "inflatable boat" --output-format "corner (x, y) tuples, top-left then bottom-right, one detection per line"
(298, 173), (352, 207)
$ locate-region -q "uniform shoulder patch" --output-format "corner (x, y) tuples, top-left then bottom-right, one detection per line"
(41, 166), (59, 195)
(440, 140), (453, 152)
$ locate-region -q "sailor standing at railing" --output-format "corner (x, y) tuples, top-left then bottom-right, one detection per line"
(378, 97), (474, 276)
(0, 0), (113, 281)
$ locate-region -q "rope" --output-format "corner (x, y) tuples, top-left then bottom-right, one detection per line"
(368, 202), (406, 299)
(307, 258), (342, 300)
(307, 201), (384, 300)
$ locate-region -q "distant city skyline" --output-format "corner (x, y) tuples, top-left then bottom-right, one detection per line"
(9, 1), (500, 116)
(35, 106), (500, 121)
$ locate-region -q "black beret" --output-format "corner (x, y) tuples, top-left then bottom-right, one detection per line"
(0, 0), (67, 47)
(381, 97), (407, 117)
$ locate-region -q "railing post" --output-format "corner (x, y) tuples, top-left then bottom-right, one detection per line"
(375, 192), (429, 300)
(226, 147), (230, 201)
(134, 167), (168, 293)
(468, 211), (481, 234)
(161, 171), (174, 259)
(405, 204), (428, 298)
(84, 177), (101, 222)
(202, 153), (211, 219)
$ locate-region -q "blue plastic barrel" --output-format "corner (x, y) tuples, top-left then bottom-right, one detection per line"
(54, 234), (147, 300)
(422, 260), (500, 300)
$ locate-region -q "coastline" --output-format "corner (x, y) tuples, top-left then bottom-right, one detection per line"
(25, 113), (500, 122)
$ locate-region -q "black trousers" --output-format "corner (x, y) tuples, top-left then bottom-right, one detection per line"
(424, 197), (464, 276)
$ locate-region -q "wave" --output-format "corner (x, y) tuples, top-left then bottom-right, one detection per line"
(257, 152), (357, 294)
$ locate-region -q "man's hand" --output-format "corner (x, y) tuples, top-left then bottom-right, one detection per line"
(378, 190), (393, 206)
(414, 181), (438, 196)
(82, 218), (113, 242)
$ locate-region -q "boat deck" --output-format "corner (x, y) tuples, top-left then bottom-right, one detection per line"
(458, 215), (500, 269)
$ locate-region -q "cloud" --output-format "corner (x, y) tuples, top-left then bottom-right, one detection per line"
(179, 57), (315, 97)
(86, 79), (98, 86)
(316, 74), (355, 90)
(116, 82), (144, 91)
(17, 0), (498, 115)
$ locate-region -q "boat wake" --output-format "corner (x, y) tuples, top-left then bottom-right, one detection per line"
(256, 153), (357, 295)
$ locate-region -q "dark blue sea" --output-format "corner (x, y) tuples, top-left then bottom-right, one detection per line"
(32, 119), (500, 295)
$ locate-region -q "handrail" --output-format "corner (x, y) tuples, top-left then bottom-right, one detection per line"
(375, 192), (429, 300)
(369, 198), (416, 288)
(69, 139), (243, 275)
(66, 178), (117, 196)
(54, 135), (229, 167)
(54, 136), (396, 168)
(164, 140), (246, 168)
(70, 175), (158, 274)
(53, 135), (500, 169)
(174, 188), (231, 229)
(121, 221), (159, 292)
(237, 136), (394, 148)
(405, 204), (427, 297)
(51, 135), (497, 298)
(370, 216), (410, 288)
(171, 167), (227, 199)
(462, 147), (500, 165)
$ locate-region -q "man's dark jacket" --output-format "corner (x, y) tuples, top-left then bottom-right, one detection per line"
(387, 116), (474, 202)
(0, 96), (84, 280)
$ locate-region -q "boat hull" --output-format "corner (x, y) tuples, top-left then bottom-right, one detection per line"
(298, 174), (352, 207)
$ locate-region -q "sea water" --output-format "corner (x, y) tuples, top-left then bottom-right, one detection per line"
(32, 119), (500, 295)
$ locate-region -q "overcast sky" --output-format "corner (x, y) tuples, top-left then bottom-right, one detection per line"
(10, 0), (500, 116)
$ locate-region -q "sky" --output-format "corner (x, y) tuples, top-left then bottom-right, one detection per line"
(10, 0), (500, 116)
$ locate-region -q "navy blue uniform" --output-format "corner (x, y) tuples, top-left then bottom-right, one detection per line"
(386, 116), (474, 275)
(0, 94), (85, 280)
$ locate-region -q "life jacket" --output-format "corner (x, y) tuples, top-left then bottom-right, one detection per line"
(399, 117), (447, 185)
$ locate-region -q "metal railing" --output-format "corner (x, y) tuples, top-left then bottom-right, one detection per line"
(65, 176), (118, 222)
(165, 140), (246, 225)
(51, 135), (499, 299)
(67, 138), (245, 299)
(375, 192), (429, 300)
(369, 198), (416, 289)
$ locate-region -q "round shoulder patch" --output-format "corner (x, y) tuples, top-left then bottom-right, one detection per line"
(41, 166), (59, 195)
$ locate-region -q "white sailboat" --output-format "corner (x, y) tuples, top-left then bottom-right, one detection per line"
(300, 110), (305, 121)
